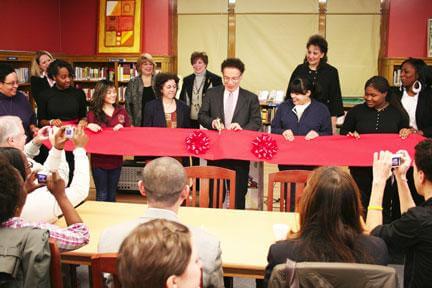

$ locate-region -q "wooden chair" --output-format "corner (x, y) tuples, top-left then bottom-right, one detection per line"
(267, 170), (311, 212)
(91, 253), (121, 288)
(49, 239), (63, 288)
(185, 166), (236, 209)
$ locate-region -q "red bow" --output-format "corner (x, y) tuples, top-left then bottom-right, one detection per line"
(185, 131), (210, 155)
(251, 134), (278, 160)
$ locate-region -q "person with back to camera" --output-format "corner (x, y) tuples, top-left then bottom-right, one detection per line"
(125, 53), (157, 127)
(0, 126), (90, 251)
(264, 166), (389, 287)
(87, 80), (131, 202)
(287, 34), (344, 134)
(180, 51), (223, 128)
(367, 139), (432, 288)
(271, 76), (331, 171)
(117, 219), (202, 288)
(340, 76), (409, 223)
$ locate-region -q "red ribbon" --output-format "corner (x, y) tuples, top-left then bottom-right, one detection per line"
(185, 131), (210, 155)
(251, 134), (278, 160)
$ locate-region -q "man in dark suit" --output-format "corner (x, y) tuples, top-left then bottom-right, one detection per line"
(198, 58), (262, 209)
(179, 51), (223, 129)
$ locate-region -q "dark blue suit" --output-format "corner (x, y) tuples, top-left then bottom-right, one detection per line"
(143, 98), (191, 128)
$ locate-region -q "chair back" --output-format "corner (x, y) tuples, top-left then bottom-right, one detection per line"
(267, 170), (311, 211)
(91, 253), (121, 288)
(49, 239), (63, 288)
(185, 166), (236, 209)
(269, 261), (398, 288)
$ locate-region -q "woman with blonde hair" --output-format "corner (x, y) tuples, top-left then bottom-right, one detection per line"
(264, 167), (389, 286)
(117, 219), (202, 288)
(30, 50), (54, 107)
(125, 53), (156, 127)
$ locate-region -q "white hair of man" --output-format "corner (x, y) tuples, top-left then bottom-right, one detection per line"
(0, 116), (23, 146)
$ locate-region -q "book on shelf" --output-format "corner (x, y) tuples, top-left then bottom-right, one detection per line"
(74, 66), (110, 81)
(117, 63), (138, 82)
(82, 88), (95, 101)
(260, 107), (276, 125)
(15, 68), (29, 83)
(117, 86), (126, 103)
(393, 68), (401, 87)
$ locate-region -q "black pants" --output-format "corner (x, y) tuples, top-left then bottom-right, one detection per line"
(207, 159), (250, 209)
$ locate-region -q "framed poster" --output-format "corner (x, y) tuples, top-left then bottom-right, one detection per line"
(97, 0), (142, 54)
(428, 19), (432, 57)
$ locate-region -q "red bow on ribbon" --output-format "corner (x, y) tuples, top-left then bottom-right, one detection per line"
(185, 131), (210, 155)
(251, 134), (278, 160)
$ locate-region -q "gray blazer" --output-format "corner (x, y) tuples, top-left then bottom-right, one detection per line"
(125, 76), (155, 126)
(198, 85), (262, 131)
(98, 208), (224, 288)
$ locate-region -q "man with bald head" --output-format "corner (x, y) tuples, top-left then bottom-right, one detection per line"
(98, 157), (224, 288)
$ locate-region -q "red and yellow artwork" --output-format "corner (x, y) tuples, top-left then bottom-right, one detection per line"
(98, 0), (141, 54)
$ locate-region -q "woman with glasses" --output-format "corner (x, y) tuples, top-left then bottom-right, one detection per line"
(0, 63), (38, 140)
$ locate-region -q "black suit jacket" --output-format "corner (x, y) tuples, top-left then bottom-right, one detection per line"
(198, 85), (262, 131)
(393, 86), (432, 137)
(143, 98), (191, 128)
(179, 70), (222, 105)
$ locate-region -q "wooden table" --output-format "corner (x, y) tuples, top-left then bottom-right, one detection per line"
(57, 201), (298, 278)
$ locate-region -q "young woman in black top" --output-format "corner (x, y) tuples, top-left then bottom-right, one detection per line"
(37, 59), (87, 184)
(287, 35), (344, 134)
(30, 50), (54, 107)
(341, 76), (409, 223)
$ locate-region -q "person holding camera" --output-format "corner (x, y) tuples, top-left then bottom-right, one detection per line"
(367, 140), (432, 287)
(0, 128), (90, 251)
(0, 125), (90, 224)
(340, 76), (409, 223)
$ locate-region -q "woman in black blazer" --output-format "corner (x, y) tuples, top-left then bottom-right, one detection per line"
(30, 50), (54, 107)
(143, 73), (190, 128)
(179, 51), (222, 128)
(286, 35), (344, 134)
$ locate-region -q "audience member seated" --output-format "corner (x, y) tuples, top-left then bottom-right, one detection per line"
(117, 219), (202, 288)
(143, 73), (191, 128)
(0, 156), (52, 286)
(0, 118), (89, 223)
(0, 126), (89, 224)
(0, 145), (89, 251)
(264, 166), (389, 287)
(341, 76), (409, 223)
(87, 80), (131, 202)
(98, 157), (224, 288)
(367, 140), (432, 288)
(0, 63), (38, 140)
(0, 115), (69, 184)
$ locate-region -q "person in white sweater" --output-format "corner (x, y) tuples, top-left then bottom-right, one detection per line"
(0, 116), (90, 223)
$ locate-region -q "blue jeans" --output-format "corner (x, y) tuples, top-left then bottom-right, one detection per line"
(92, 167), (122, 202)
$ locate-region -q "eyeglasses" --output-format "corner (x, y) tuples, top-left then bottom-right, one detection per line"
(223, 77), (241, 84)
(2, 81), (19, 87)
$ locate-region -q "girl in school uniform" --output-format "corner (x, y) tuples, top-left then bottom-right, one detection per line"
(87, 80), (131, 202)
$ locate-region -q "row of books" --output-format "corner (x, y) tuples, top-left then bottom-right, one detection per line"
(117, 64), (139, 82)
(74, 67), (115, 82)
(15, 67), (29, 83)
(80, 86), (126, 103)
